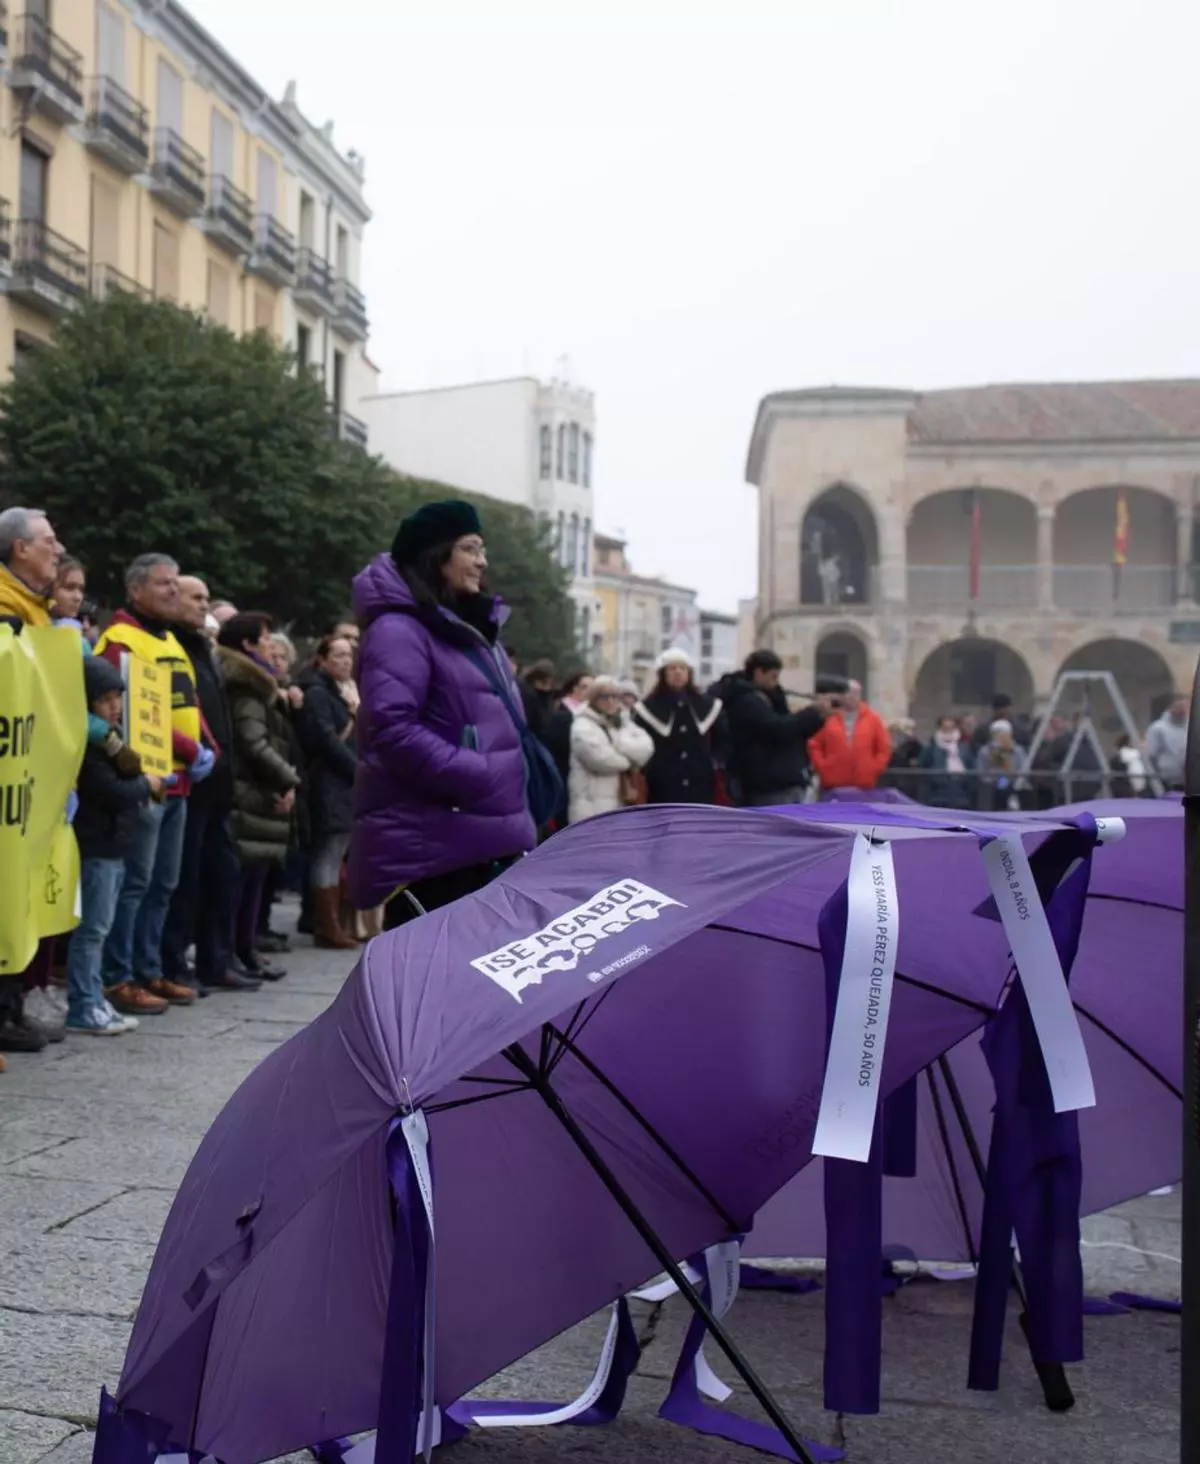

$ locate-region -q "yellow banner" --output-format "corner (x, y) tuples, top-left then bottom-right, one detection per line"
(125, 656), (173, 779)
(0, 626), (86, 974)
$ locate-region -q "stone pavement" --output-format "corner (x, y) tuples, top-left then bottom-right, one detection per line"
(0, 902), (1181, 1463)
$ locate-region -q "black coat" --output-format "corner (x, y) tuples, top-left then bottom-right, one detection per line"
(75, 743), (152, 860)
(297, 670), (356, 841)
(175, 626), (234, 808)
(520, 682), (555, 746)
(217, 648), (300, 864)
(634, 689), (724, 804)
(722, 675), (824, 800)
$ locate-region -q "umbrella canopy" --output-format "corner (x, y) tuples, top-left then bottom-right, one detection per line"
(748, 797), (1182, 1266)
(107, 803), (1101, 1464)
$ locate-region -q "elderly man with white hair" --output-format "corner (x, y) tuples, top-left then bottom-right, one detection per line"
(0, 505), (64, 630)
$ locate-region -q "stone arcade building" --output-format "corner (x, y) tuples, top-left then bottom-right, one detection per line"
(746, 380), (1200, 731)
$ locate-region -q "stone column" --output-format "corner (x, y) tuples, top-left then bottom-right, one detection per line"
(1177, 499), (1195, 605)
(1037, 505), (1055, 610)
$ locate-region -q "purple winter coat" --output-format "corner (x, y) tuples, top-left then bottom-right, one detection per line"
(348, 553), (535, 907)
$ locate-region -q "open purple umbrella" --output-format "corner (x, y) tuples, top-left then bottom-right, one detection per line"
(746, 797), (1181, 1407)
(92, 803), (1103, 1464)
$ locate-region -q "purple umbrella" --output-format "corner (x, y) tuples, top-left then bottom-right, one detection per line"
(747, 798), (1181, 1406)
(92, 804), (1103, 1464)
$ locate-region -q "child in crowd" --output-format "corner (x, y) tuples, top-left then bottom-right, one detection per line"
(67, 658), (165, 1035)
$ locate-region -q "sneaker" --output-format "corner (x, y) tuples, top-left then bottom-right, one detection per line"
(66, 1005), (128, 1035)
(102, 998), (137, 1032)
(0, 1009), (49, 1053)
(105, 982), (169, 1016)
(145, 978), (197, 1006)
(23, 988), (66, 1043)
(45, 986), (69, 1021)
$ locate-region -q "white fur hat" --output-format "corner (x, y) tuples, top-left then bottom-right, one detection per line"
(655, 646), (694, 673)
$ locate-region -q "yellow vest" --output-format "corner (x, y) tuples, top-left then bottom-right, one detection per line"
(95, 618), (200, 773)
(0, 563), (52, 626)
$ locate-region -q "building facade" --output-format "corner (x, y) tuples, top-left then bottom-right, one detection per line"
(592, 532), (700, 686)
(747, 381), (1200, 730)
(0, 1), (371, 434)
(360, 376), (598, 635)
(699, 609), (738, 686)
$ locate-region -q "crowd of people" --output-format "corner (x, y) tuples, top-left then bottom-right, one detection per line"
(0, 496), (1187, 1069)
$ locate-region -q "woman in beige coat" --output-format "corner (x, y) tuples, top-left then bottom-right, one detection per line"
(569, 678), (654, 823)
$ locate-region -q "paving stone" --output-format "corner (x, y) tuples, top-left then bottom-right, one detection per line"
(0, 1409), (78, 1464)
(0, 1177), (127, 1244)
(55, 1188), (175, 1245)
(0, 1234), (156, 1320)
(0, 1309), (130, 1420)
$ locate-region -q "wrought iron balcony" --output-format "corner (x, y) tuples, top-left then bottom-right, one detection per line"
(10, 14), (83, 124)
(294, 247), (336, 314)
(84, 76), (149, 174)
(90, 262), (149, 302)
(332, 277), (368, 340)
(340, 412), (368, 448)
(203, 175), (254, 256)
(246, 214), (296, 287)
(149, 128), (206, 217)
(0, 201), (11, 273)
(8, 219), (87, 314)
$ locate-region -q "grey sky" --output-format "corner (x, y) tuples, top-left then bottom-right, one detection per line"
(190, 0), (1198, 611)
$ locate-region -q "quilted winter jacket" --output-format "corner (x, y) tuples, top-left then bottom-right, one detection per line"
(348, 553), (536, 907)
(568, 706), (654, 824)
(217, 647), (300, 865)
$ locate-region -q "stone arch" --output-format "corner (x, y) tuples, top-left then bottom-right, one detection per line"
(800, 482), (879, 608)
(906, 488), (1038, 611)
(910, 637), (1035, 731)
(815, 627), (870, 701)
(1053, 637), (1176, 734)
(1052, 485), (1176, 611)
(906, 476), (1039, 516)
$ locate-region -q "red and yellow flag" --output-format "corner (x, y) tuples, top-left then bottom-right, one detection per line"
(1113, 491), (1130, 566)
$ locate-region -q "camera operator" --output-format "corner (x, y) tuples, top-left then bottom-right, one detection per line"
(720, 649), (841, 806)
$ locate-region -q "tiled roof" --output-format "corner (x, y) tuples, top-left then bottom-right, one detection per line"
(909, 379), (1200, 444)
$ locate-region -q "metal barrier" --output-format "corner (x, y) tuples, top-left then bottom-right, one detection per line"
(847, 763), (1170, 810)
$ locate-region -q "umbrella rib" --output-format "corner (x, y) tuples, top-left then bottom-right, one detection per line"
(704, 922), (995, 1017)
(502, 1041), (821, 1464)
(1072, 1005), (1183, 1100)
(543, 1022), (743, 1236)
(545, 983), (621, 1080)
(924, 1065), (979, 1267)
(425, 1085), (532, 1117)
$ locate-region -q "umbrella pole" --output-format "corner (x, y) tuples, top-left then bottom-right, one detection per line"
(505, 1042), (820, 1464)
(935, 1056), (1074, 1412)
(1183, 667), (1200, 1464)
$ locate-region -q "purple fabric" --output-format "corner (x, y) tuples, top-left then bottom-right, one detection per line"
(748, 798), (1183, 1270)
(348, 552), (535, 906)
(739, 1264), (821, 1294)
(820, 786), (917, 805)
(1108, 1291), (1181, 1312)
(110, 803), (1122, 1464)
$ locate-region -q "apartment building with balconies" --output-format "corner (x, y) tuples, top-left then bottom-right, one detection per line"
(0, 1), (372, 436)
(747, 380), (1200, 730)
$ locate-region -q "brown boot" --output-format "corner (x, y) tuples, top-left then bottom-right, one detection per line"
(313, 887), (358, 950)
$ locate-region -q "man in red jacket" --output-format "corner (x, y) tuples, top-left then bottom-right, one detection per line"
(807, 679), (891, 793)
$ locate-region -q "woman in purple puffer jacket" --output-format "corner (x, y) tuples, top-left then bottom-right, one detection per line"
(348, 500), (536, 927)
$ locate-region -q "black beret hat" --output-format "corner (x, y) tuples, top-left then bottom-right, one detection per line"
(391, 500), (483, 568)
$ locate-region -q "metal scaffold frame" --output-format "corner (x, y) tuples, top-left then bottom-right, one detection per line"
(1022, 670), (1164, 800)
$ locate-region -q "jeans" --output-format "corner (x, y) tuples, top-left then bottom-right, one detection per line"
(68, 859), (126, 1021)
(163, 794), (238, 984)
(310, 832), (351, 889)
(102, 797), (187, 988)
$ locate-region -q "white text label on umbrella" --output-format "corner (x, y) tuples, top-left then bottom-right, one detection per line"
(813, 834), (900, 1165)
(980, 835), (1096, 1113)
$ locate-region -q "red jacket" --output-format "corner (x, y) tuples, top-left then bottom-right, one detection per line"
(808, 704), (891, 791)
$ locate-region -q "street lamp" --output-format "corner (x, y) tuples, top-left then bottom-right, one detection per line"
(1183, 661), (1200, 1464)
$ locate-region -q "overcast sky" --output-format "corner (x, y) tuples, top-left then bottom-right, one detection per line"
(190, 0), (1198, 611)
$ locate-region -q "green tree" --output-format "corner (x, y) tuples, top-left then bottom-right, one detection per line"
(0, 291), (580, 656)
(0, 291), (383, 631)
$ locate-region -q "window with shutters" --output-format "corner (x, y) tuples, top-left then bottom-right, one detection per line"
(332, 350), (345, 419)
(210, 108), (234, 180)
(97, 3), (126, 84)
(555, 424), (565, 479)
(254, 291), (275, 334)
(157, 59), (183, 135)
(19, 142), (48, 222)
(335, 224), (349, 276)
(568, 423), (580, 483)
(90, 175), (120, 267)
(296, 323), (312, 372)
(538, 425), (551, 479)
(152, 222), (179, 300)
(256, 150), (278, 217)
(299, 192), (315, 249)
(206, 259), (231, 325)
(582, 432), (593, 488)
